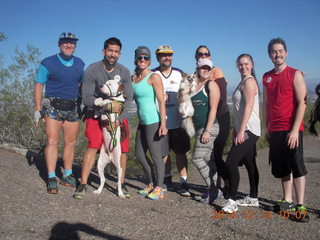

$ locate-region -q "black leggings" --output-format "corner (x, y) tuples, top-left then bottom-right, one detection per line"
(213, 111), (230, 180)
(226, 131), (259, 200)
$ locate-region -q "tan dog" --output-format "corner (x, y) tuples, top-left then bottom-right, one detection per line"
(178, 73), (198, 137)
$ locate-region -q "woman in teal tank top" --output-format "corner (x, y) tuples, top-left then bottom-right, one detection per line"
(132, 46), (167, 201)
(191, 58), (224, 204)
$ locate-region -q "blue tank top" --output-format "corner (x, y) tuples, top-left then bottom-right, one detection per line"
(133, 72), (160, 125)
(38, 55), (85, 99)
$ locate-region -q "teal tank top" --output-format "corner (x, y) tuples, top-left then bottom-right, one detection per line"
(191, 85), (217, 131)
(133, 72), (160, 125)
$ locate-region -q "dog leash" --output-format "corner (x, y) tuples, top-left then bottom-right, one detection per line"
(105, 113), (118, 151)
(106, 103), (124, 151)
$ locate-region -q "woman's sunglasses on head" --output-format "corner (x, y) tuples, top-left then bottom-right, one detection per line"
(197, 52), (210, 57)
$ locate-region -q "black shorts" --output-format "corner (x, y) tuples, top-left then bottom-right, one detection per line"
(269, 131), (307, 178)
(161, 127), (190, 156)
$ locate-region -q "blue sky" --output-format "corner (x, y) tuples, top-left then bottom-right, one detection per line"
(1, 0), (319, 90)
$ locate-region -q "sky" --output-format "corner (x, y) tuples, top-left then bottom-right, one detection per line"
(1, 0), (320, 90)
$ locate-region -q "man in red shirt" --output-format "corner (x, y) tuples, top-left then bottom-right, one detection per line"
(263, 38), (309, 222)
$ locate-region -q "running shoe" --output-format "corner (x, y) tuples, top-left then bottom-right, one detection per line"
(274, 199), (296, 212)
(47, 177), (58, 194)
(60, 174), (77, 187)
(121, 184), (131, 198)
(294, 205), (310, 222)
(163, 176), (173, 191)
(222, 199), (238, 213)
(236, 196), (259, 207)
(177, 183), (191, 197)
(138, 184), (153, 196)
(73, 184), (87, 199)
(194, 189), (224, 205)
(147, 186), (164, 200)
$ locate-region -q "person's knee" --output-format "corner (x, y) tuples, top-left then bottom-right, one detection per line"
(64, 138), (77, 147)
(135, 150), (145, 162)
(46, 138), (59, 148)
(176, 153), (188, 162)
(225, 158), (235, 170)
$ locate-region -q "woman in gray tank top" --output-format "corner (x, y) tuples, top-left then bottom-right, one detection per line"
(222, 54), (261, 213)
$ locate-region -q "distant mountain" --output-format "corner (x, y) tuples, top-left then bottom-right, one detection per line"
(227, 78), (319, 97)
(306, 78), (319, 94)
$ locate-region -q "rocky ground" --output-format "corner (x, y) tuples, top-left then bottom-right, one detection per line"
(0, 136), (320, 240)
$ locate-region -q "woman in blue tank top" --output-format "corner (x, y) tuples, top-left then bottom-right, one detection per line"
(132, 46), (168, 200)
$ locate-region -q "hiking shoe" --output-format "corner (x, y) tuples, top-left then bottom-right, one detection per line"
(47, 177), (58, 194)
(274, 199), (296, 212)
(147, 186), (164, 200)
(295, 205), (310, 222)
(60, 174), (76, 187)
(73, 184), (87, 199)
(222, 199), (238, 213)
(121, 184), (131, 198)
(163, 176), (173, 191)
(236, 196), (259, 207)
(138, 184), (153, 196)
(177, 183), (191, 197)
(194, 189), (224, 205)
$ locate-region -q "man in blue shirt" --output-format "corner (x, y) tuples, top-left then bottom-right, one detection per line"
(34, 32), (85, 194)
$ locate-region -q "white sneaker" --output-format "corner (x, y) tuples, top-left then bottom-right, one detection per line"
(236, 196), (259, 207)
(222, 199), (238, 213)
(216, 189), (224, 200)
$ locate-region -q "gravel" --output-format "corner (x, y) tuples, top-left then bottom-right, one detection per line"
(0, 136), (319, 240)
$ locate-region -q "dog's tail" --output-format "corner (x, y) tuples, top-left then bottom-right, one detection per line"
(182, 117), (195, 137)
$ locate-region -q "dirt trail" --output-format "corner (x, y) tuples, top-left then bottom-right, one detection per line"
(0, 136), (319, 240)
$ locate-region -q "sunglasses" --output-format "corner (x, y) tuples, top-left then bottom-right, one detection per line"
(158, 53), (173, 57)
(197, 52), (210, 57)
(137, 56), (150, 61)
(199, 66), (212, 71)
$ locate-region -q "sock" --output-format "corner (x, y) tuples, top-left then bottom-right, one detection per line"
(63, 169), (72, 177)
(180, 176), (187, 184)
(48, 172), (56, 178)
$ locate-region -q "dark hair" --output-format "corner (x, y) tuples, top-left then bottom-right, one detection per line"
(268, 38), (287, 55)
(236, 53), (260, 93)
(104, 37), (122, 50)
(195, 45), (211, 59)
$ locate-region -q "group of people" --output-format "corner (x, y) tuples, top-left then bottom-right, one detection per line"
(33, 33), (309, 221)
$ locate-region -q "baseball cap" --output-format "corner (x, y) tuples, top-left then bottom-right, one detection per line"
(155, 45), (174, 55)
(135, 46), (151, 59)
(59, 32), (78, 41)
(197, 58), (213, 68)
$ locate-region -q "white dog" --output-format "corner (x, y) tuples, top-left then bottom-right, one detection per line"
(178, 73), (198, 137)
(93, 78), (126, 199)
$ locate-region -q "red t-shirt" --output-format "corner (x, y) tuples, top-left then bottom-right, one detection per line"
(263, 66), (304, 132)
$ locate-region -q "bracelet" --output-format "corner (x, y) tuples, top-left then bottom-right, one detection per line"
(203, 129), (211, 135)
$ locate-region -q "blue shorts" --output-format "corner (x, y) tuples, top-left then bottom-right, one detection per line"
(45, 106), (80, 122)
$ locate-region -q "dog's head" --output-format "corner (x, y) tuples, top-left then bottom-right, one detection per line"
(99, 79), (124, 99)
(180, 73), (198, 93)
